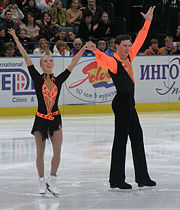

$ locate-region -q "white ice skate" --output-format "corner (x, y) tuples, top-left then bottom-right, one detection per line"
(46, 175), (59, 197)
(38, 177), (46, 196)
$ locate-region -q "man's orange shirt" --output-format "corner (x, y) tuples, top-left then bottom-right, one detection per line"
(93, 20), (151, 83)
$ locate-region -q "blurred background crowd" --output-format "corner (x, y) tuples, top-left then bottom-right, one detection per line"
(0, 0), (179, 57)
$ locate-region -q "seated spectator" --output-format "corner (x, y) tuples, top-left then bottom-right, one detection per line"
(0, 27), (6, 56)
(20, 12), (40, 41)
(67, 30), (76, 49)
(53, 40), (70, 56)
(172, 42), (180, 54)
(105, 38), (115, 56)
(17, 28), (34, 53)
(50, 28), (67, 42)
(1, 3), (24, 25)
(49, 0), (66, 27)
(82, 0), (103, 25)
(159, 36), (176, 54)
(97, 40), (106, 52)
(93, 11), (113, 40)
(66, 0), (82, 34)
(0, 9), (20, 42)
(144, 39), (161, 55)
(77, 10), (94, 42)
(22, 0), (42, 24)
(38, 12), (57, 41)
(3, 41), (18, 57)
(174, 25), (180, 42)
(33, 38), (52, 56)
(70, 38), (86, 56)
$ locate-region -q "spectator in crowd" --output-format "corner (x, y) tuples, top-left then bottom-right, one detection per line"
(49, 0), (66, 27)
(67, 30), (76, 49)
(77, 10), (94, 42)
(159, 36), (176, 54)
(20, 12), (40, 41)
(172, 42), (180, 54)
(53, 40), (70, 56)
(38, 12), (57, 41)
(0, 27), (6, 56)
(0, 10), (20, 41)
(22, 0), (42, 24)
(70, 38), (86, 56)
(35, 0), (55, 11)
(97, 40), (106, 52)
(93, 11), (113, 40)
(33, 38), (52, 56)
(3, 41), (17, 57)
(15, 0), (27, 10)
(82, 0), (103, 25)
(66, 0), (82, 34)
(174, 25), (180, 42)
(17, 28), (34, 53)
(105, 38), (116, 56)
(144, 38), (161, 55)
(51, 28), (67, 43)
(1, 3), (24, 25)
(0, 0), (6, 11)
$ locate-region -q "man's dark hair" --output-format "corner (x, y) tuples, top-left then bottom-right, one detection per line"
(115, 34), (132, 45)
(5, 10), (12, 16)
(84, 11), (93, 18)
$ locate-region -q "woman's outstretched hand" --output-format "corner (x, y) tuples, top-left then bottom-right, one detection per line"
(140, 6), (156, 21)
(8, 28), (17, 39)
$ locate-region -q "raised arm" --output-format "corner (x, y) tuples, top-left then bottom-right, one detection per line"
(8, 28), (33, 67)
(86, 41), (117, 73)
(66, 43), (87, 72)
(129, 6), (155, 61)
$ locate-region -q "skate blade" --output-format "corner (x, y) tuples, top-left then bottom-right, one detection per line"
(47, 184), (59, 197)
(39, 193), (46, 197)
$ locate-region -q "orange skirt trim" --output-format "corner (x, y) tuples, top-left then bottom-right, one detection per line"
(36, 110), (60, 120)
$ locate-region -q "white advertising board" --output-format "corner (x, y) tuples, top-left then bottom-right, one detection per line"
(0, 55), (179, 108)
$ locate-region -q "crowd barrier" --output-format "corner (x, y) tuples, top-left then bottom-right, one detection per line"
(0, 55), (180, 116)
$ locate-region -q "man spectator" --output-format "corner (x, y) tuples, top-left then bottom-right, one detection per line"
(0, 10), (20, 42)
(159, 36), (176, 54)
(144, 39), (161, 55)
(82, 0), (103, 25)
(77, 11), (94, 42)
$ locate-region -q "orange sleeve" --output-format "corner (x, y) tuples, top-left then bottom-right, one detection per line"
(93, 49), (117, 74)
(129, 20), (151, 61)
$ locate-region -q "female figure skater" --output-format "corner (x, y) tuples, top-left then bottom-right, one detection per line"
(86, 6), (156, 189)
(8, 28), (87, 196)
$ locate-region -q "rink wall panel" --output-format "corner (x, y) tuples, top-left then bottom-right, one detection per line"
(0, 55), (180, 116)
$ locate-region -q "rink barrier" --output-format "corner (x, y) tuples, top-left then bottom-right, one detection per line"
(0, 102), (180, 117)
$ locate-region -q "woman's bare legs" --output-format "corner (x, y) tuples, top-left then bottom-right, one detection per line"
(34, 131), (46, 177)
(50, 126), (63, 176)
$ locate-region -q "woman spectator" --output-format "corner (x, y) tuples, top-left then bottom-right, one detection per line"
(22, 0), (42, 24)
(20, 12), (40, 41)
(1, 3), (24, 25)
(38, 12), (57, 41)
(144, 39), (161, 55)
(53, 40), (70, 56)
(70, 38), (86, 56)
(105, 38), (116, 56)
(49, 0), (66, 27)
(66, 0), (82, 34)
(3, 41), (18, 57)
(67, 30), (76, 49)
(93, 11), (113, 40)
(33, 38), (52, 56)
(159, 36), (176, 55)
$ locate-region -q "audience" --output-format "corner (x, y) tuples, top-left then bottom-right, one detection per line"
(105, 38), (115, 56)
(144, 39), (161, 55)
(159, 36), (176, 55)
(49, 0), (66, 27)
(70, 38), (86, 56)
(3, 41), (18, 57)
(33, 38), (52, 55)
(174, 25), (180, 42)
(53, 40), (70, 56)
(97, 40), (106, 52)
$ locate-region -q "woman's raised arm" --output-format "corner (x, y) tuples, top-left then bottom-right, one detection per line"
(8, 28), (33, 67)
